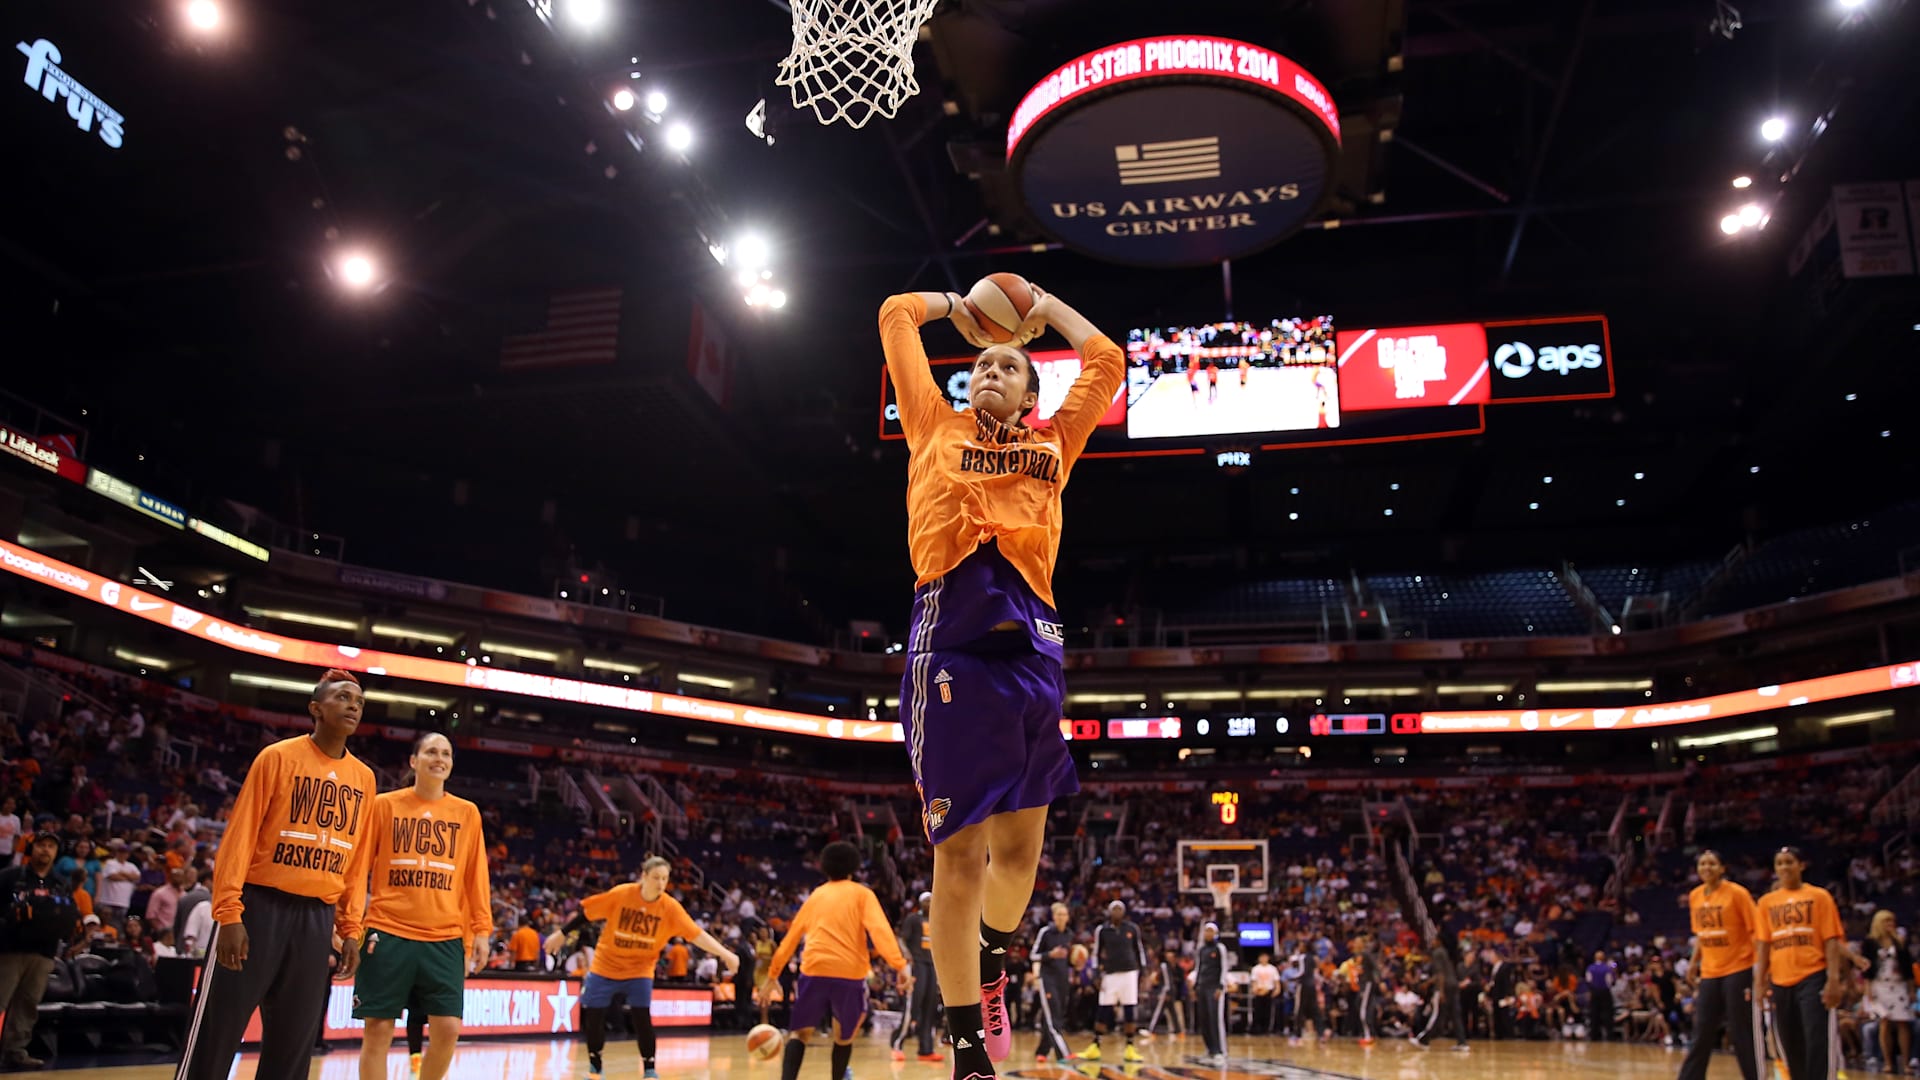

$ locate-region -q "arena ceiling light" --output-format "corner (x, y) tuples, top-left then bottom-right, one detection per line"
(1245, 688), (1327, 699)
(1342, 686), (1422, 697)
(185, 0), (222, 31)
(679, 672), (737, 690)
(232, 673), (314, 694)
(1535, 678), (1653, 692)
(1674, 725), (1778, 749)
(1760, 116), (1789, 142)
(331, 250), (384, 292)
(611, 88), (635, 112)
(1731, 176), (1753, 189)
(1165, 690), (1248, 701)
(1436, 683), (1512, 694)
(664, 123), (694, 153)
(566, 0), (607, 29)
(369, 623), (460, 646)
(369, 690), (455, 709)
(1818, 708), (1892, 728)
(646, 90), (669, 115)
(1065, 692), (1147, 704)
(583, 657), (650, 675)
(111, 648), (174, 670)
(243, 606), (359, 631)
(478, 640), (562, 663)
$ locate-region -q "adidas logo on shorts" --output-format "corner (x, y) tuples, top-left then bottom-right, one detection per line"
(934, 669), (952, 684)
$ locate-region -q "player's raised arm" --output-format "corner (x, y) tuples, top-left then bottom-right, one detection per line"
(881, 292), (995, 443)
(1026, 288), (1125, 461)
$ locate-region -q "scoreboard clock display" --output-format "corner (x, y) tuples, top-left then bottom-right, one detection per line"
(1209, 790), (1240, 825)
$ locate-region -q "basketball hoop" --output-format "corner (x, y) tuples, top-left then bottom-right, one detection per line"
(1208, 880), (1234, 916)
(775, 0), (939, 128)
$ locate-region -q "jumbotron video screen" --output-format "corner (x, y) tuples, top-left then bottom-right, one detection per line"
(1124, 317), (1339, 439)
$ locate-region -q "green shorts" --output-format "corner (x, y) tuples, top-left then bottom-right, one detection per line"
(352, 928), (466, 1020)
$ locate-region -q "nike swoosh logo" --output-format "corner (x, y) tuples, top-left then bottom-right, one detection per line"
(1548, 713), (1581, 728)
(130, 598), (164, 612)
(852, 723), (888, 739)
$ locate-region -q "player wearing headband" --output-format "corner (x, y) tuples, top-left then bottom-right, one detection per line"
(880, 285), (1124, 1080)
(175, 669), (377, 1080)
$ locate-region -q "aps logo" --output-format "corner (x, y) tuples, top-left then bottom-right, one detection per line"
(1493, 339), (1604, 379)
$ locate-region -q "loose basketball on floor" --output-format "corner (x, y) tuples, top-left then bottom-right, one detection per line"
(963, 272), (1038, 343)
(747, 1024), (786, 1060)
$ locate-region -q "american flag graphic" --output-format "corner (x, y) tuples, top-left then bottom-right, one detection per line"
(499, 287), (624, 370)
(1114, 136), (1222, 186)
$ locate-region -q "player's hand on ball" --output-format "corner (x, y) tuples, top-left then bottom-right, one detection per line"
(215, 923), (250, 971)
(947, 296), (996, 350)
(1013, 285), (1051, 345)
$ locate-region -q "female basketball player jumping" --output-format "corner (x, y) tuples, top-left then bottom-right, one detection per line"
(879, 281), (1124, 1080)
(350, 733), (493, 1080)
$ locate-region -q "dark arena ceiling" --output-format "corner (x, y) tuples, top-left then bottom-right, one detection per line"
(2, 0), (1917, 637)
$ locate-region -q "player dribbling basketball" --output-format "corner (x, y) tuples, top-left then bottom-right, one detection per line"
(879, 280), (1124, 1080)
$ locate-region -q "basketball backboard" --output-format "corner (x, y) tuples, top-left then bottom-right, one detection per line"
(1176, 838), (1269, 895)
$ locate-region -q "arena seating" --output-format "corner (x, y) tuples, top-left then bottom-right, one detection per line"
(1364, 569), (1589, 638)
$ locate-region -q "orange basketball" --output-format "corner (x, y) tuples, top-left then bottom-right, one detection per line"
(747, 1023), (785, 1061)
(962, 272), (1037, 344)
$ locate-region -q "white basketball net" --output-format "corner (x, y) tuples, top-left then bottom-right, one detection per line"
(776, 0), (939, 129)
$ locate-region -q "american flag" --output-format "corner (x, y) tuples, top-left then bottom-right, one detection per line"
(499, 287), (623, 370)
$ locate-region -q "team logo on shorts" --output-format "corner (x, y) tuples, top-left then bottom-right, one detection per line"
(924, 797), (952, 832)
(934, 668), (953, 703)
(1034, 619), (1065, 645)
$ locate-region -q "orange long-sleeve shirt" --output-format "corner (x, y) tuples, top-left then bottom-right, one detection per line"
(352, 789), (493, 945)
(880, 293), (1125, 608)
(581, 884), (702, 982)
(1689, 880), (1757, 980)
(211, 735), (376, 938)
(767, 879), (907, 980)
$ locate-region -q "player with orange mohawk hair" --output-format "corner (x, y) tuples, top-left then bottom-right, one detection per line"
(174, 668), (378, 1080)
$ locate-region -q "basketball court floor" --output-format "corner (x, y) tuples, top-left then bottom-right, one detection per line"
(60, 1031), (1772, 1080)
(1125, 367), (1334, 439)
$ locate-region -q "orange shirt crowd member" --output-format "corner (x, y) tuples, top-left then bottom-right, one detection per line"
(760, 842), (909, 1079)
(665, 940), (690, 979)
(345, 733), (493, 1080)
(1755, 846), (1846, 1080)
(175, 670), (376, 1080)
(549, 856), (739, 1080)
(509, 921), (543, 968)
(881, 284), (1122, 1072)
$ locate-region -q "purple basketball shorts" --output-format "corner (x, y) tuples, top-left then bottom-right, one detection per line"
(900, 646), (1077, 845)
(789, 974), (869, 1035)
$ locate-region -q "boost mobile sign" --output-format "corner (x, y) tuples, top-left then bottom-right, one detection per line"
(17, 39), (124, 148)
(1482, 316), (1613, 403)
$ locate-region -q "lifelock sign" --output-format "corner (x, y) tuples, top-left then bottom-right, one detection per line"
(17, 39), (125, 148)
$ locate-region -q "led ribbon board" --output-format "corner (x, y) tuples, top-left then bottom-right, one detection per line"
(0, 539), (902, 743)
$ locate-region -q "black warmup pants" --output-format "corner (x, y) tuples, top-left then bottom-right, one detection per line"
(175, 884), (336, 1080)
(1677, 969), (1759, 1080)
(890, 962), (941, 1056)
(1197, 985), (1225, 1057)
(1771, 972), (1834, 1080)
